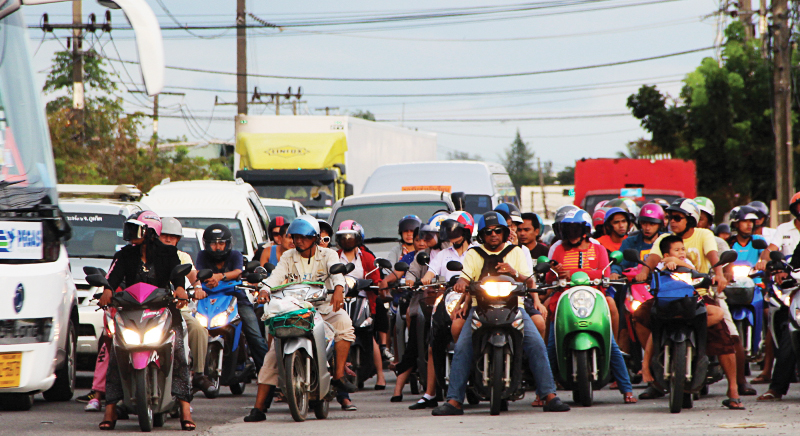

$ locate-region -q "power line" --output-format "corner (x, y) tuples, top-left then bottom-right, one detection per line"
(377, 113), (631, 122)
(429, 127), (641, 138)
(98, 46), (712, 82)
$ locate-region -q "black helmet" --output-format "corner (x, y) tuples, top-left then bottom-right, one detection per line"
(398, 215), (422, 235)
(714, 223), (731, 237)
(553, 205), (580, 240)
(203, 224), (233, 261)
(735, 205), (760, 222)
(747, 201), (769, 221)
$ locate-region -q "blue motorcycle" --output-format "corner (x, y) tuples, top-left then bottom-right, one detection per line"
(724, 239), (768, 373)
(193, 279), (254, 398)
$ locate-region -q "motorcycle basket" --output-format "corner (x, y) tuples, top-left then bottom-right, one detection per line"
(724, 285), (755, 306)
(267, 308), (315, 338)
(653, 276), (697, 319)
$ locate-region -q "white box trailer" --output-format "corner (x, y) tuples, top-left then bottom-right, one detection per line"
(234, 115), (437, 211)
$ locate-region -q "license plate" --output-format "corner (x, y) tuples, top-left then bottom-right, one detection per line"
(0, 353), (22, 388)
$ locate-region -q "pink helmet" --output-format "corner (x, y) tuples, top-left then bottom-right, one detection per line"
(592, 209), (607, 227)
(638, 203), (665, 225)
(123, 210), (162, 241)
(336, 219), (364, 246)
(138, 211), (163, 236)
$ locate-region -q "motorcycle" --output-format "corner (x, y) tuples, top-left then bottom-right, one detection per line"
(762, 250), (800, 362)
(258, 263), (349, 422)
(621, 265), (653, 384)
(445, 260), (539, 415)
(192, 275), (254, 398)
(541, 251), (625, 407)
(623, 248), (737, 413)
(725, 239), (769, 371)
(85, 264), (193, 431)
(343, 274), (376, 389)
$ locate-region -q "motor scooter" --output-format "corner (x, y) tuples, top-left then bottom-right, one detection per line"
(343, 275), (376, 389)
(86, 264), (192, 431)
(621, 266), (653, 384)
(761, 251), (800, 363)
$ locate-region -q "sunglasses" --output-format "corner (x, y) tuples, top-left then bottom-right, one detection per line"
(291, 234), (316, 241)
(669, 214), (686, 222)
(482, 227), (505, 235)
(321, 236), (331, 244)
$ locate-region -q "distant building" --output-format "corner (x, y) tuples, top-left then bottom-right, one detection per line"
(521, 185), (575, 219)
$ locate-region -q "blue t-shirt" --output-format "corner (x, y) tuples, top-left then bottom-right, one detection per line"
(400, 251), (416, 265)
(196, 249), (249, 305)
(612, 232), (664, 275)
(729, 235), (765, 266)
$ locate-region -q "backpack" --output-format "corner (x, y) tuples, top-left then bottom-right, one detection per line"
(471, 245), (517, 280)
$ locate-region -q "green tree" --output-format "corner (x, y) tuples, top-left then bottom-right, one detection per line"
(556, 166), (575, 185)
(351, 110), (376, 121)
(502, 130), (536, 194)
(626, 21), (782, 218)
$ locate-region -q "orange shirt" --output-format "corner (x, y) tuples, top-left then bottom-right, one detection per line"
(597, 234), (626, 252)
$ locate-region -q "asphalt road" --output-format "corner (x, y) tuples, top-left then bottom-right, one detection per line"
(2, 370), (800, 435)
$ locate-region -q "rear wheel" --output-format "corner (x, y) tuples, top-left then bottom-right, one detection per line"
(43, 319), (76, 401)
(574, 350), (593, 407)
(489, 347), (504, 416)
(312, 399), (330, 420)
(284, 351), (309, 422)
(205, 343), (222, 399)
(134, 368), (153, 432)
(668, 341), (687, 414)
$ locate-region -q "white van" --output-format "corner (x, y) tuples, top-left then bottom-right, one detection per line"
(142, 180), (270, 262)
(361, 161), (519, 217)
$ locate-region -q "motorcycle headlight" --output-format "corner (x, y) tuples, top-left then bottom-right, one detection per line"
(195, 313), (209, 328)
(105, 312), (116, 336)
(142, 322), (166, 345)
(481, 282), (514, 298)
(670, 272), (693, 285)
(345, 276), (356, 289)
(444, 292), (462, 316)
(210, 312), (230, 328)
(732, 265), (751, 280)
(121, 328), (141, 345)
(570, 289), (595, 318)
(631, 300), (642, 312)
(775, 288), (792, 306)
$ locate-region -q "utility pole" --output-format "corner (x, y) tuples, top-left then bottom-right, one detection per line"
(72, 0), (84, 144)
(236, 0), (247, 115)
(315, 107), (339, 116)
(537, 158), (548, 218)
(152, 94), (159, 146)
(760, 0), (768, 56)
(772, 0), (793, 224)
(738, 0), (755, 40)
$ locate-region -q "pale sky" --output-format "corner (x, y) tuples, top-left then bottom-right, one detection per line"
(24, 0), (734, 172)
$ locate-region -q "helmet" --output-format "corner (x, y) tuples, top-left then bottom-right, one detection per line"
(593, 200), (610, 214)
(494, 203), (523, 224)
(715, 223), (731, 237)
(317, 219), (334, 237)
(440, 211), (475, 241)
(791, 192), (800, 219)
(605, 198), (639, 222)
(336, 220), (365, 247)
(287, 215), (320, 237)
(747, 201), (769, 221)
(553, 205), (580, 240)
(161, 217), (183, 237)
(203, 224), (233, 261)
(561, 209), (592, 243)
(653, 198), (671, 211)
(728, 206), (742, 224)
(421, 212), (448, 234)
(666, 198), (701, 228)
(638, 203), (666, 225)
(398, 215), (422, 235)
(592, 209), (607, 228)
(123, 211), (162, 241)
(476, 211), (509, 243)
(604, 207), (630, 227)
(736, 205), (760, 222)
(268, 216), (289, 240)
(694, 197), (715, 220)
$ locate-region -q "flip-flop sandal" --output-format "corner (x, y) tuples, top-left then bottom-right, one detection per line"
(181, 420), (196, 431)
(757, 392), (781, 401)
(623, 393), (638, 404)
(722, 398), (746, 410)
(750, 375), (771, 384)
(530, 398), (545, 407)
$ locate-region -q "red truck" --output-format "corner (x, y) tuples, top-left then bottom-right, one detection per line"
(574, 158), (697, 213)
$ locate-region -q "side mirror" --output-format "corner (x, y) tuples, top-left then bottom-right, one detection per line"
(375, 258), (393, 270)
(752, 239), (769, 250)
(330, 263), (348, 275)
(770, 250), (784, 263)
(254, 266), (267, 275)
(394, 262), (410, 272)
(623, 249), (642, 264)
(85, 274), (111, 289)
(609, 251), (623, 265)
(534, 261), (551, 274)
(416, 251), (430, 266)
(83, 266), (101, 277)
(196, 269), (214, 282)
(714, 250), (738, 267)
(245, 272), (264, 283)
(244, 260), (261, 273)
(171, 264), (192, 280)
(446, 261), (463, 272)
(346, 263), (356, 274)
(263, 263), (276, 273)
(451, 192), (466, 211)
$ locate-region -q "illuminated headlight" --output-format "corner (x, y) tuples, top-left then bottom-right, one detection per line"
(775, 288), (792, 306)
(570, 290), (595, 318)
(142, 321), (167, 345)
(211, 298), (238, 328)
(195, 313), (209, 328)
(732, 265), (751, 280)
(105, 312), (116, 336)
(345, 277), (356, 289)
(444, 292), (462, 316)
(631, 300), (642, 312)
(481, 282), (514, 298)
(121, 328), (141, 345)
(670, 272), (693, 285)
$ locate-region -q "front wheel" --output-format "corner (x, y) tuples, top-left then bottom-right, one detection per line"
(668, 341), (687, 414)
(204, 343), (222, 399)
(574, 350), (593, 407)
(134, 368), (153, 432)
(284, 351), (309, 422)
(43, 319), (76, 401)
(312, 399), (329, 420)
(489, 347), (505, 416)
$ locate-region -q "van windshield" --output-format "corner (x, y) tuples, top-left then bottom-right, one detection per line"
(333, 202), (450, 242)
(254, 184), (335, 209)
(464, 194), (493, 216)
(0, 13), (59, 209)
(175, 218), (247, 254)
(64, 213), (127, 258)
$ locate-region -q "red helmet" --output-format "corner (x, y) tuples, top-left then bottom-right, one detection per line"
(638, 203), (665, 225)
(592, 209), (607, 227)
(791, 192), (800, 219)
(440, 211), (475, 241)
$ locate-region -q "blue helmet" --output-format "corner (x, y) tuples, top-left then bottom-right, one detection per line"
(477, 211), (509, 243)
(287, 215), (320, 237)
(603, 207), (630, 227)
(562, 209), (592, 227)
(561, 209), (592, 243)
(494, 203), (523, 224)
(421, 212), (448, 234)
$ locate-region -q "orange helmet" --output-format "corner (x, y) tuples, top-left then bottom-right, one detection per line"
(791, 192), (800, 218)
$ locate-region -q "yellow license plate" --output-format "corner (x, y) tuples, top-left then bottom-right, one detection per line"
(0, 353), (22, 388)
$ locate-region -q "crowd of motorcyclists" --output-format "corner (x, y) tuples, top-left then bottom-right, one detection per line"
(80, 191), (800, 429)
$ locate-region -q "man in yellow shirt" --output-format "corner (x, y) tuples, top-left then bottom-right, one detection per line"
(431, 212), (569, 415)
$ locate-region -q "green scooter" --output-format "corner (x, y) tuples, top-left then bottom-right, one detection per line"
(544, 251), (625, 406)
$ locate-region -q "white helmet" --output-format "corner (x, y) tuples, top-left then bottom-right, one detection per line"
(161, 217), (183, 237)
